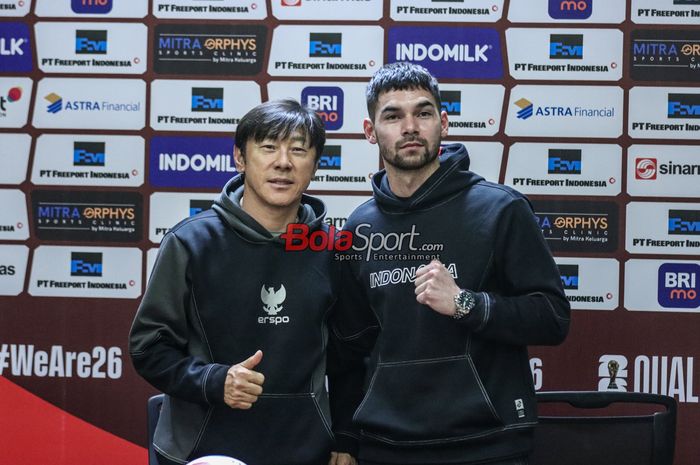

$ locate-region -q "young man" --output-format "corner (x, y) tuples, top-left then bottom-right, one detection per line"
(130, 99), (356, 465)
(331, 63), (571, 464)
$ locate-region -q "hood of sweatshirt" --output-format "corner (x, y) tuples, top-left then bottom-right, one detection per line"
(371, 143), (484, 214)
(212, 174), (327, 243)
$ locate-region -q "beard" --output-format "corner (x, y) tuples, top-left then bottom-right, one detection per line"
(379, 135), (440, 171)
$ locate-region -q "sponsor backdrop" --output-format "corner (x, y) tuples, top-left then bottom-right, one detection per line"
(0, 0), (699, 463)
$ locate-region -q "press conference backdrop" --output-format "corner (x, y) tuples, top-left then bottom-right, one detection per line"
(0, 0), (699, 463)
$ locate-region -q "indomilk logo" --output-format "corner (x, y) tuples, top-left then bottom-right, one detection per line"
(514, 98), (534, 120)
(189, 199), (214, 217)
(45, 93), (63, 114)
(668, 94), (700, 119)
(73, 142), (106, 166)
(72, 0), (113, 14)
(70, 252), (103, 277)
(319, 145), (341, 170)
(440, 91), (461, 116)
(550, 35), (583, 59)
(558, 264), (579, 290)
(635, 158), (657, 180)
(75, 30), (107, 54)
(668, 210), (700, 235)
(549, 0), (592, 19)
(548, 149), (582, 174)
(301, 86), (344, 131)
(658, 263), (700, 308)
(309, 33), (342, 58)
(191, 88), (223, 112)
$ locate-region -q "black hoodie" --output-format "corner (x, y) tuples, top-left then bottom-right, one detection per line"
(331, 144), (570, 464)
(130, 175), (344, 465)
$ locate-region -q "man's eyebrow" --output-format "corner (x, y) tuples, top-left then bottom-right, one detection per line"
(380, 99), (436, 115)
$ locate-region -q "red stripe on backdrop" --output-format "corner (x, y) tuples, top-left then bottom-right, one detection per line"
(0, 376), (146, 465)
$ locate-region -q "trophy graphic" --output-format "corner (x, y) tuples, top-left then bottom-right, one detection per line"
(607, 360), (619, 389)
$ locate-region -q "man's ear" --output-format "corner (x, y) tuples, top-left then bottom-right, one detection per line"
(234, 146), (245, 172)
(440, 110), (449, 138)
(363, 118), (377, 144)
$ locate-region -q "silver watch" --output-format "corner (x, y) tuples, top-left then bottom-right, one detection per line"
(453, 289), (476, 320)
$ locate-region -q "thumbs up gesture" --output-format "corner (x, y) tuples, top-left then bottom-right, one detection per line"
(224, 350), (265, 409)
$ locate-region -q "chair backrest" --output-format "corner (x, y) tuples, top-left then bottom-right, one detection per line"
(148, 394), (165, 465)
(531, 391), (676, 465)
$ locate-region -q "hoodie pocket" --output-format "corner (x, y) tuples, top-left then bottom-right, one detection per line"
(354, 356), (502, 444)
(190, 394), (333, 465)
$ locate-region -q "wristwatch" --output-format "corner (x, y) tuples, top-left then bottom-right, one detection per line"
(453, 289), (476, 320)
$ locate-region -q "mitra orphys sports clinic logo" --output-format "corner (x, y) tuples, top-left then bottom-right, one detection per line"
(259, 284), (289, 324)
(0, 87), (22, 116)
(280, 223), (444, 262)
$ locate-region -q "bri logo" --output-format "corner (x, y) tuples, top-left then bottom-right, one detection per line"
(548, 0), (592, 20)
(635, 158), (657, 180)
(70, 252), (103, 277)
(301, 86), (344, 131)
(72, 0), (113, 14)
(658, 263), (700, 308)
(259, 284), (290, 324)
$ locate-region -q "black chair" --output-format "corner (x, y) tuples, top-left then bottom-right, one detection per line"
(148, 394), (165, 465)
(531, 391), (676, 465)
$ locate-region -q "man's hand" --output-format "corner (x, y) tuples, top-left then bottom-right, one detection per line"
(328, 451), (358, 465)
(224, 350), (265, 409)
(414, 259), (460, 316)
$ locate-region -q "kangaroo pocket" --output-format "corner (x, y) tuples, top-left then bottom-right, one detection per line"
(191, 394), (333, 465)
(355, 357), (503, 443)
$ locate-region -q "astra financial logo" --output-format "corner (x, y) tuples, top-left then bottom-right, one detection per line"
(45, 93), (63, 114)
(440, 90), (461, 115)
(548, 149), (582, 174)
(658, 263), (700, 308)
(309, 33), (342, 58)
(635, 158), (657, 180)
(558, 264), (579, 290)
(388, 26), (502, 79)
(189, 199), (214, 217)
(70, 252), (102, 277)
(549, 0), (592, 19)
(301, 86), (343, 131)
(73, 142), (106, 167)
(668, 209), (700, 235)
(0, 23), (32, 73)
(668, 94), (700, 118)
(319, 145), (341, 170)
(550, 34), (583, 59)
(75, 30), (107, 54)
(71, 0), (113, 14)
(191, 88), (223, 112)
(514, 98), (533, 120)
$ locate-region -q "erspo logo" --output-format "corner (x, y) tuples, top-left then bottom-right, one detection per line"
(319, 145), (341, 170)
(0, 22), (32, 73)
(631, 30), (700, 82)
(75, 30), (107, 54)
(301, 86), (344, 131)
(71, 0), (113, 14)
(440, 90), (461, 116)
(658, 263), (700, 308)
(31, 190), (142, 242)
(549, 0), (592, 19)
(70, 252), (102, 277)
(149, 136), (235, 188)
(549, 34), (583, 59)
(388, 26), (502, 79)
(154, 24), (266, 76)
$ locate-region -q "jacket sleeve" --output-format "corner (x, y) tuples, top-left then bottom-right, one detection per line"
(128, 233), (229, 405)
(458, 196), (571, 346)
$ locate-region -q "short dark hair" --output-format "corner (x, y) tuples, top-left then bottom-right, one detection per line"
(235, 99), (326, 162)
(366, 62), (441, 120)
